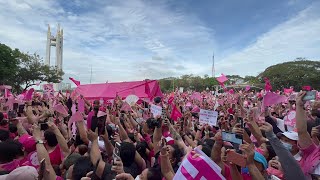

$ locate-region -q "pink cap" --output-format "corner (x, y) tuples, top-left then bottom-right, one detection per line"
(18, 134), (36, 153)
(0, 166), (38, 180)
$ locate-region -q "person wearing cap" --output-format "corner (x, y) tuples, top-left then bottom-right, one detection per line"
(278, 131), (300, 158)
(0, 166), (38, 180)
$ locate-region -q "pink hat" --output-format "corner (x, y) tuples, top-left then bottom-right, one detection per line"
(97, 111), (107, 118)
(18, 134), (36, 153)
(0, 166), (38, 180)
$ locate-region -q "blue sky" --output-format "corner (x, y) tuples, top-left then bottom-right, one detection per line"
(0, 0), (319, 85)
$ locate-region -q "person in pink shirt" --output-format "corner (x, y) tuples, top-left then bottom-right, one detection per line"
(296, 92), (320, 178)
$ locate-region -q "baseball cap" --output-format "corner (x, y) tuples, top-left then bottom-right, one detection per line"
(18, 134), (36, 153)
(254, 152), (268, 170)
(0, 166), (38, 180)
(281, 131), (298, 141)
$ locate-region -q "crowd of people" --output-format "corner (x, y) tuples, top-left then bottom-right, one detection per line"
(0, 87), (319, 180)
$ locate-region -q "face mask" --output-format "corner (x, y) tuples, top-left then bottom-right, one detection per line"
(281, 141), (292, 151)
(135, 175), (140, 180)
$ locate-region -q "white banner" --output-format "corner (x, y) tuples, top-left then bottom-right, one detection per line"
(199, 109), (218, 126)
(150, 104), (162, 117)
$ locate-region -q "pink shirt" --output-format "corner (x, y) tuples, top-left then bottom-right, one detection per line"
(298, 143), (320, 177)
(49, 146), (64, 166)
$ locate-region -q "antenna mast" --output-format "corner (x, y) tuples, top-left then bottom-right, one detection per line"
(212, 51), (215, 77)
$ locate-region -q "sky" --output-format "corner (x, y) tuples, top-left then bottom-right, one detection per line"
(0, 0), (319, 85)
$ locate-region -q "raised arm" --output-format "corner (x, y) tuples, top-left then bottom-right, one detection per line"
(296, 92), (313, 148)
(87, 129), (106, 179)
(261, 122), (306, 180)
(32, 124), (56, 180)
(160, 146), (175, 180)
(48, 121), (70, 157)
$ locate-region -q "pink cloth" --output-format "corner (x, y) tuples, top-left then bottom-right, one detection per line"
(216, 74), (228, 83)
(298, 143), (320, 177)
(73, 80), (162, 100)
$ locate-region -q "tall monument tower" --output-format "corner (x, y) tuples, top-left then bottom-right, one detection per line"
(212, 51), (215, 78)
(45, 24), (63, 90)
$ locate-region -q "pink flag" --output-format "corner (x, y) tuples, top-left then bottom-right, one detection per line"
(173, 148), (225, 180)
(68, 111), (83, 132)
(245, 85), (251, 91)
(264, 77), (272, 91)
(263, 92), (288, 107)
(229, 89), (234, 94)
(149, 81), (163, 100)
(191, 92), (201, 101)
(24, 88), (34, 101)
(171, 105), (182, 122)
(145, 80), (151, 97)
(216, 74), (228, 84)
(168, 95), (174, 105)
(191, 106), (200, 113)
(302, 86), (311, 91)
(78, 99), (85, 113)
(69, 77), (81, 86)
(53, 104), (69, 117)
(121, 102), (132, 112)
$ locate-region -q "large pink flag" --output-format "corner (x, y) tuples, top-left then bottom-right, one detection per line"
(171, 105), (182, 121)
(216, 74), (228, 83)
(24, 88), (34, 101)
(69, 77), (80, 86)
(263, 92), (287, 107)
(173, 148), (225, 180)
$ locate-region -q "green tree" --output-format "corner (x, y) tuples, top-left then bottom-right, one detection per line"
(258, 59), (320, 90)
(0, 43), (64, 93)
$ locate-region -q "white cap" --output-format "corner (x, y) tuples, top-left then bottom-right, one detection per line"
(0, 166), (38, 180)
(281, 131), (298, 141)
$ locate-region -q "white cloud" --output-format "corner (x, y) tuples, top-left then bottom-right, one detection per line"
(216, 2), (320, 76)
(1, 0), (319, 87)
(0, 0), (215, 84)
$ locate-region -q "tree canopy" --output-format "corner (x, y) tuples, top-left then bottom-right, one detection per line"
(258, 58), (320, 90)
(0, 43), (64, 93)
(158, 58), (320, 92)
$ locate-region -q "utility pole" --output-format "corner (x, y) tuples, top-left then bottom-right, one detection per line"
(212, 51), (215, 78)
